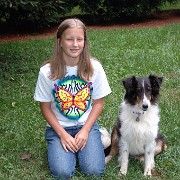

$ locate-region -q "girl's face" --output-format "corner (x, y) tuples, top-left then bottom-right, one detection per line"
(60, 27), (85, 66)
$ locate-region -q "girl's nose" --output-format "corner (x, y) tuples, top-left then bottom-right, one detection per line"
(73, 39), (78, 46)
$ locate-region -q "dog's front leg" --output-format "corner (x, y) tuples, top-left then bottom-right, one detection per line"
(119, 140), (129, 175)
(144, 141), (156, 176)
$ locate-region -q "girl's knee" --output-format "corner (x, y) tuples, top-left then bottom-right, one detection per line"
(82, 165), (105, 177)
(50, 166), (74, 180)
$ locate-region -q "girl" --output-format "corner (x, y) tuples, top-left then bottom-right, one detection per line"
(34, 18), (111, 179)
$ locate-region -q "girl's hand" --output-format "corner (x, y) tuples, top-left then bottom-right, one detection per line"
(60, 132), (78, 153)
(75, 129), (89, 150)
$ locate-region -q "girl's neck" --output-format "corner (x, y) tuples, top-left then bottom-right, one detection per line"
(63, 53), (79, 67)
(65, 57), (79, 67)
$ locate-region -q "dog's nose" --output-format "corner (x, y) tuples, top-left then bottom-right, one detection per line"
(142, 104), (148, 111)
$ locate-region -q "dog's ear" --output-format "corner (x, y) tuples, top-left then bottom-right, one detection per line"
(122, 76), (137, 91)
(149, 75), (163, 95)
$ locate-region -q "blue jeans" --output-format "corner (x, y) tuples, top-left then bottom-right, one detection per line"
(45, 123), (105, 179)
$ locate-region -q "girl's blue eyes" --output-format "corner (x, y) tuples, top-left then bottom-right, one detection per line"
(66, 38), (84, 41)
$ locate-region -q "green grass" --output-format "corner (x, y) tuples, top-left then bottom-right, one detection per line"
(0, 23), (180, 179)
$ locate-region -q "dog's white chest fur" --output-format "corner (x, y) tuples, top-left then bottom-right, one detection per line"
(120, 102), (159, 155)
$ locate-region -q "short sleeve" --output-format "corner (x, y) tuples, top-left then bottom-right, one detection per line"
(91, 60), (111, 99)
(34, 69), (52, 102)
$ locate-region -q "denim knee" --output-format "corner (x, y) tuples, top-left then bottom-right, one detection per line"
(82, 165), (105, 177)
(78, 123), (106, 177)
(46, 127), (75, 179)
(50, 166), (74, 180)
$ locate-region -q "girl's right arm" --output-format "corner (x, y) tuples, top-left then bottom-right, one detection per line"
(40, 102), (78, 153)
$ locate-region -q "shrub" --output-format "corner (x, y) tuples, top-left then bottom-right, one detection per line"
(0, 0), (178, 31)
(0, 0), (71, 30)
(74, 0), (178, 19)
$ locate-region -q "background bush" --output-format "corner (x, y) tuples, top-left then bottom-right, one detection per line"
(75, 0), (178, 18)
(0, 0), (72, 31)
(0, 0), (178, 31)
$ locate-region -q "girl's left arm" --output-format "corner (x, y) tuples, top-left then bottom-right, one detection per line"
(75, 98), (104, 150)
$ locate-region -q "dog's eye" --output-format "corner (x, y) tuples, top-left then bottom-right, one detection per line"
(147, 87), (151, 92)
(137, 88), (141, 93)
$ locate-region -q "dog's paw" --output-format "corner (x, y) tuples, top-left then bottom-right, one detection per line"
(144, 168), (152, 176)
(105, 155), (112, 164)
(119, 168), (127, 175)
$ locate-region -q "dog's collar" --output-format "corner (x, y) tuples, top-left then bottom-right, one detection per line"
(133, 111), (144, 122)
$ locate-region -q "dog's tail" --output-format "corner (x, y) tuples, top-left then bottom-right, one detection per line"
(99, 127), (111, 155)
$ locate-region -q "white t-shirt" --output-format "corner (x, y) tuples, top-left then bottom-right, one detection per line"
(34, 59), (111, 127)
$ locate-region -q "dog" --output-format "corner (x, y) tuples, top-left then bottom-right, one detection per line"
(104, 75), (167, 176)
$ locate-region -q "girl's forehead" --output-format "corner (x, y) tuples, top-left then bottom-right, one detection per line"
(63, 27), (84, 36)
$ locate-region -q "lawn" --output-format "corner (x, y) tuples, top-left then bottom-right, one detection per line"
(0, 23), (179, 179)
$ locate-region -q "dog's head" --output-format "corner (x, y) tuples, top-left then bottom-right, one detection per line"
(122, 75), (163, 111)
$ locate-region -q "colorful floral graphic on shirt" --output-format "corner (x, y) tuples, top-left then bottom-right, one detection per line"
(53, 75), (93, 120)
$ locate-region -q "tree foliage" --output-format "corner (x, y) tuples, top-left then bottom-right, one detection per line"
(75, 0), (178, 18)
(0, 0), (71, 28)
(0, 0), (178, 30)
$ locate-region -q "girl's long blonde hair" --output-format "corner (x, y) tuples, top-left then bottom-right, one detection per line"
(46, 18), (94, 81)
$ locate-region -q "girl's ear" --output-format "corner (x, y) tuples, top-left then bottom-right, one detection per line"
(57, 38), (62, 47)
